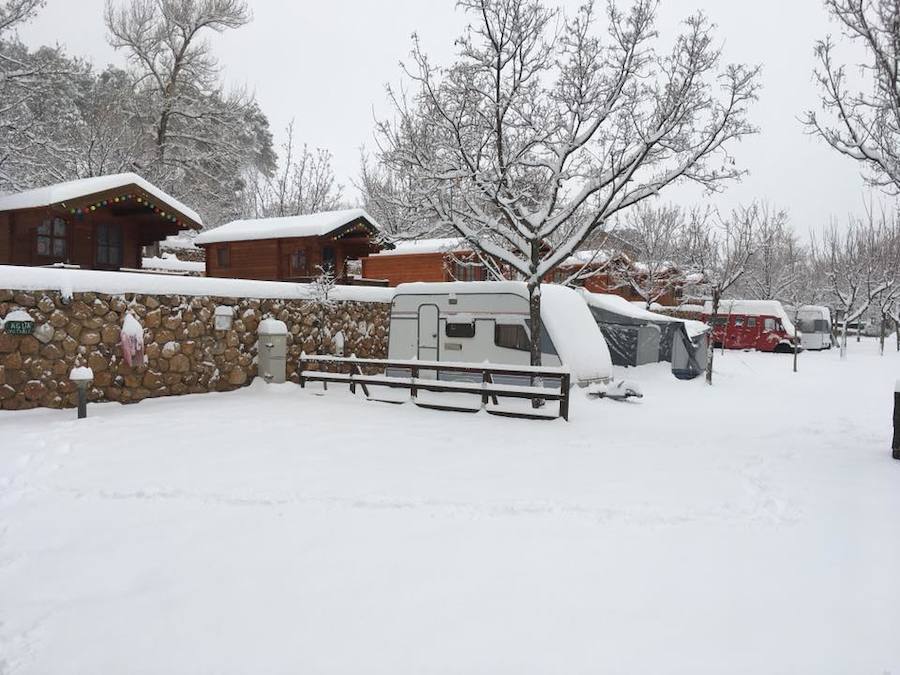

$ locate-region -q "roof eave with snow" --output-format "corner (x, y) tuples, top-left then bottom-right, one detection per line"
(194, 208), (381, 246)
(0, 173), (203, 229)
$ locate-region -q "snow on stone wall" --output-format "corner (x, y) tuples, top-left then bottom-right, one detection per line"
(0, 288), (388, 410)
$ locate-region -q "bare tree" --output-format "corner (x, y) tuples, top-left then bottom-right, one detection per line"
(610, 202), (686, 308)
(244, 121), (343, 218)
(679, 204), (757, 384)
(806, 0), (900, 191)
(738, 203), (802, 302)
(813, 209), (899, 358)
(105, 0), (274, 224)
(373, 0), (759, 370)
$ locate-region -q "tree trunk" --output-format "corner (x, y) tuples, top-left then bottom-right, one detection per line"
(880, 315), (886, 355)
(840, 320), (848, 359)
(705, 287), (720, 385)
(528, 281), (544, 408)
(895, 319), (899, 352)
(793, 322), (799, 373)
(856, 321), (861, 342)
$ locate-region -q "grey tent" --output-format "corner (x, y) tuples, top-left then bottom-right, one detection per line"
(580, 291), (709, 380)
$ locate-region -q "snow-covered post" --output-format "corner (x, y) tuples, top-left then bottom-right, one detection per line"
(792, 312), (799, 374)
(69, 366), (94, 419)
(893, 380), (900, 460)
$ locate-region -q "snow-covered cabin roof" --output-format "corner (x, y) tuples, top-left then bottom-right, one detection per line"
(194, 208), (380, 245)
(373, 237), (469, 256)
(703, 299), (796, 335)
(560, 249), (617, 268)
(0, 172), (202, 227)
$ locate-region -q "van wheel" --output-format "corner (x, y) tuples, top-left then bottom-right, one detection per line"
(774, 343), (793, 354)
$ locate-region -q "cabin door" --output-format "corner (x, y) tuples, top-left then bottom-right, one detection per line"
(417, 304), (440, 369)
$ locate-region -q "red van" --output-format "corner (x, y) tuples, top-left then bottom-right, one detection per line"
(702, 300), (799, 353)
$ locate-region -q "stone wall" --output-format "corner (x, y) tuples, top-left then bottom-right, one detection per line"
(0, 289), (389, 411)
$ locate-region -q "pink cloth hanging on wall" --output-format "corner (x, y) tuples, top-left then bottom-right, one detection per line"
(120, 314), (145, 367)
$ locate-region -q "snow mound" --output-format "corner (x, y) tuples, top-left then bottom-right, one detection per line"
(0, 265), (394, 304)
(258, 318), (288, 335)
(540, 284), (612, 384)
(142, 254), (205, 274)
(2, 309), (33, 323)
(68, 366), (94, 381)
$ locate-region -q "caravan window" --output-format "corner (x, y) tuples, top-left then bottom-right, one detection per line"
(764, 318), (777, 332)
(446, 321), (475, 338)
(747, 317), (757, 328)
(495, 323), (530, 351)
(734, 317), (744, 327)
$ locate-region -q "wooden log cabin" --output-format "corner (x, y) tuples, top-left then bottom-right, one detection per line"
(361, 238), (486, 285)
(195, 209), (383, 282)
(363, 238), (684, 305)
(0, 173), (203, 270)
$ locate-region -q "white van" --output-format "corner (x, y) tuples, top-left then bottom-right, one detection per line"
(388, 281), (612, 386)
(796, 305), (833, 350)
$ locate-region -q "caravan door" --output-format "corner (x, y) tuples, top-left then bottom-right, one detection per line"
(417, 304), (440, 367)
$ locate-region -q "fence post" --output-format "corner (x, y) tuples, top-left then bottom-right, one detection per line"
(410, 365), (418, 401)
(893, 380), (900, 460)
(559, 371), (571, 422)
(481, 370), (490, 408)
(298, 352), (306, 389)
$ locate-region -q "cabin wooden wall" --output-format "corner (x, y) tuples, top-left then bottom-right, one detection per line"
(0, 206), (176, 270)
(206, 236), (376, 281)
(361, 252), (449, 286)
(206, 240), (279, 280)
(0, 212), (10, 264)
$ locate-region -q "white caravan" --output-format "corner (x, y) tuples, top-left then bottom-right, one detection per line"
(795, 305), (833, 350)
(388, 281), (613, 386)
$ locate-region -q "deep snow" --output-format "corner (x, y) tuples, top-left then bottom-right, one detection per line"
(0, 340), (898, 674)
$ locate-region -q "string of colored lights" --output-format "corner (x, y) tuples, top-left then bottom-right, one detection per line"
(60, 193), (186, 228)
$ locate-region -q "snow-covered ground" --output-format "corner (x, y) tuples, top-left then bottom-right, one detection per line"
(1, 340), (898, 674)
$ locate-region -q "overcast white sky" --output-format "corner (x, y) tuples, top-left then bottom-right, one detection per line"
(18, 0), (888, 234)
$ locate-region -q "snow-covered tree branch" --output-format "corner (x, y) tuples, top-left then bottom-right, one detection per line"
(806, 0), (900, 192)
(372, 0), (759, 367)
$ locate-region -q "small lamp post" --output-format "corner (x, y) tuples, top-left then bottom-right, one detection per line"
(69, 366), (94, 419)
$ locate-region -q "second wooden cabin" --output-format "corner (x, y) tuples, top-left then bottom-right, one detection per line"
(195, 209), (384, 283)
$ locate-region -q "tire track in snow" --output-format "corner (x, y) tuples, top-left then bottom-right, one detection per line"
(45, 484), (800, 528)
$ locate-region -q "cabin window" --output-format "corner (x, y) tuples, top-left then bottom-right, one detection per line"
(36, 217), (67, 258)
(747, 317), (757, 328)
(446, 321), (475, 338)
(95, 223), (122, 267)
(290, 250), (307, 276)
(494, 323), (530, 351)
(764, 318), (777, 332)
(734, 317), (744, 327)
(217, 245), (230, 268)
